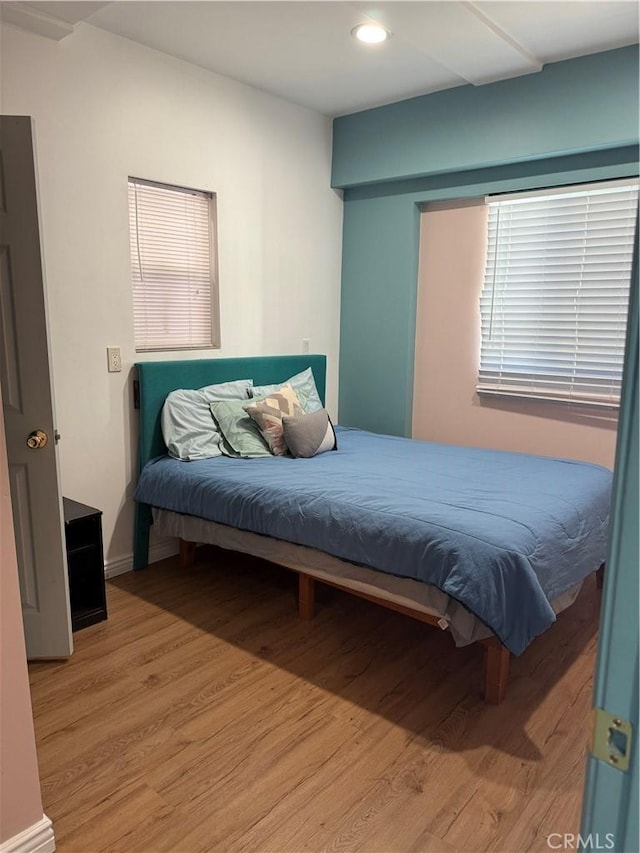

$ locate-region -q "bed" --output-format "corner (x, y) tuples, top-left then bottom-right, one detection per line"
(133, 355), (611, 703)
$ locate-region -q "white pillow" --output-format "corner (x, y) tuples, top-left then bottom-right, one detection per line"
(251, 367), (323, 413)
(161, 379), (253, 461)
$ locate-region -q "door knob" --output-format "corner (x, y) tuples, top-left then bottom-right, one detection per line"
(26, 429), (48, 449)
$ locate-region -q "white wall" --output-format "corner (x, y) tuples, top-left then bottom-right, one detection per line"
(0, 22), (343, 569)
(413, 202), (618, 469)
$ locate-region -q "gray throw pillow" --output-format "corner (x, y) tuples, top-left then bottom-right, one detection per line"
(281, 409), (337, 458)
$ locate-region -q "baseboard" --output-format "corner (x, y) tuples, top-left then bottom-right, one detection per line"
(0, 815), (55, 853)
(104, 553), (135, 578)
(149, 538), (181, 565)
(104, 538), (179, 578)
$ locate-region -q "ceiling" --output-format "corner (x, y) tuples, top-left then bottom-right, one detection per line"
(2, 1), (638, 116)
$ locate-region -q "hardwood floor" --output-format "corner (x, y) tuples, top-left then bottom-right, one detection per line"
(28, 548), (601, 853)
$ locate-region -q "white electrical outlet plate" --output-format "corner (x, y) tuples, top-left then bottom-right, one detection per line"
(107, 346), (122, 373)
(302, 339), (310, 354)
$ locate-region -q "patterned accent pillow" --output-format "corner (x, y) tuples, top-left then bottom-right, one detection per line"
(243, 385), (304, 456)
(282, 409), (338, 458)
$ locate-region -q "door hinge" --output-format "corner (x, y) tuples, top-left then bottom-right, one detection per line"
(591, 707), (632, 772)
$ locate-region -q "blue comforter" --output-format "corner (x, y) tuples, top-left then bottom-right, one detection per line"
(135, 427), (611, 655)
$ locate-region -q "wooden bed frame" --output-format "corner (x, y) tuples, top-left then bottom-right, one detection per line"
(178, 537), (512, 703)
(134, 355), (604, 707)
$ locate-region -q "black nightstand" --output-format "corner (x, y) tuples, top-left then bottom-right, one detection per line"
(63, 498), (108, 631)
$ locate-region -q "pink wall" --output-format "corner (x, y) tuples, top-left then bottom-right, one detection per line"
(413, 202), (618, 469)
(0, 385), (45, 844)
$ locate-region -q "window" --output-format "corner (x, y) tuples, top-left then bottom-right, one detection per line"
(478, 180), (638, 408)
(128, 178), (219, 352)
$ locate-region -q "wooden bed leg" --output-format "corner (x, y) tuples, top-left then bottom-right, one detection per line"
(179, 539), (196, 570)
(298, 573), (316, 620)
(596, 563), (605, 590)
(482, 639), (510, 704)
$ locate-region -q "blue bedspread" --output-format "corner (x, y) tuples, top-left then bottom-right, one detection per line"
(135, 427), (611, 655)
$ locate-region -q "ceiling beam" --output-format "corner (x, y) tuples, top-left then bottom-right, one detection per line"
(0, 2), (74, 41)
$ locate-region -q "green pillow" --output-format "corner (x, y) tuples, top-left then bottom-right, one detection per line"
(209, 400), (271, 458)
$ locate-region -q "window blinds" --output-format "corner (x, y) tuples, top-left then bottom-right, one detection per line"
(478, 180), (638, 407)
(129, 178), (216, 351)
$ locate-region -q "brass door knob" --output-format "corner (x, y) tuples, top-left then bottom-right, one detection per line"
(26, 429), (48, 449)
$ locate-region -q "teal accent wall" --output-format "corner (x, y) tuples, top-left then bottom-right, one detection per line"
(332, 47), (639, 189)
(340, 196), (420, 436)
(335, 47), (640, 435)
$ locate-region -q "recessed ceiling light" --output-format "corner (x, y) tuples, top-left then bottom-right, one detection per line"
(351, 23), (390, 45)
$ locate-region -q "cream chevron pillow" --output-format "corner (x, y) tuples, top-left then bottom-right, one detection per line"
(243, 384), (303, 456)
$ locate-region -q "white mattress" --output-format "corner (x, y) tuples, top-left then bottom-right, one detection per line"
(152, 508), (584, 649)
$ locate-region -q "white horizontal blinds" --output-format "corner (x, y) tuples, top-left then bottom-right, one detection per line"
(478, 181), (639, 407)
(129, 179), (214, 351)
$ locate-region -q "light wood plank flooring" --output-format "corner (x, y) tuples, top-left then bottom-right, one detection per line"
(29, 548), (601, 853)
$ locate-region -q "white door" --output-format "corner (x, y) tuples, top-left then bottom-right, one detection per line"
(0, 115), (72, 658)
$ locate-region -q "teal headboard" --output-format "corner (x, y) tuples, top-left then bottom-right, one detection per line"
(133, 354), (327, 568)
